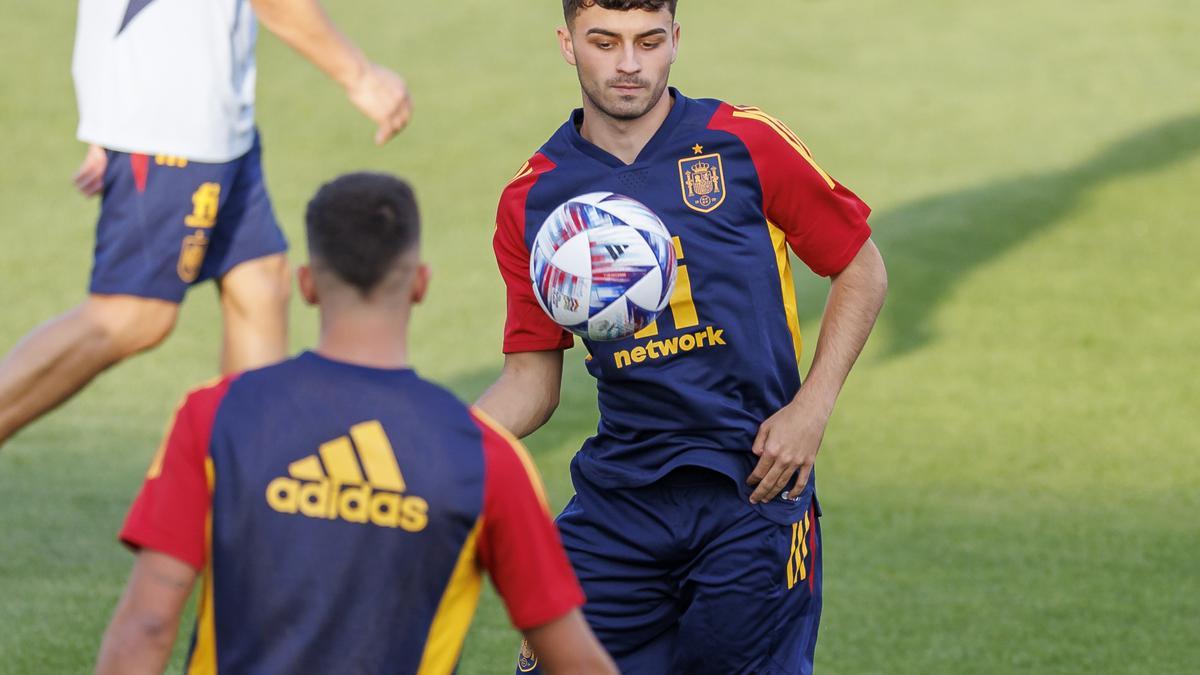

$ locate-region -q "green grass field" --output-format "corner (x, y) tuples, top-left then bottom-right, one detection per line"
(2, 2), (1197, 672)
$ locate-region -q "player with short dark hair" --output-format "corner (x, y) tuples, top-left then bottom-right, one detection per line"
(480, 2), (888, 673)
(94, 173), (617, 675)
(0, 0), (413, 449)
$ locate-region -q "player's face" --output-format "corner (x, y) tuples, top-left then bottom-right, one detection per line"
(559, 7), (680, 121)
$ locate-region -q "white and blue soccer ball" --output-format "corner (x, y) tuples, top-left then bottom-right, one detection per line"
(530, 192), (677, 341)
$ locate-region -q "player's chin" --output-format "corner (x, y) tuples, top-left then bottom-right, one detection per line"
(604, 94), (653, 120)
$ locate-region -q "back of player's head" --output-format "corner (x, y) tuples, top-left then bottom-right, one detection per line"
(305, 172), (420, 295)
(563, 0), (678, 23)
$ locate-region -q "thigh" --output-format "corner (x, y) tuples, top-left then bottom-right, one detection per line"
(91, 152), (234, 302)
(556, 493), (681, 674)
(201, 134), (288, 283)
(519, 468), (684, 675)
(673, 497), (822, 675)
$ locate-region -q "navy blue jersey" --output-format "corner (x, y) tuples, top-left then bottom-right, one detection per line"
(120, 352), (582, 673)
(494, 90), (871, 492)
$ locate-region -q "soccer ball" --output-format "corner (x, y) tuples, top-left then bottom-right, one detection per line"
(530, 192), (677, 341)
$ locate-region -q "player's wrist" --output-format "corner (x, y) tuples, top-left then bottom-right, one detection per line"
(335, 52), (372, 92)
(790, 385), (836, 421)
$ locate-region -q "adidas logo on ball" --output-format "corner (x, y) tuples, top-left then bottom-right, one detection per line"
(530, 192), (677, 341)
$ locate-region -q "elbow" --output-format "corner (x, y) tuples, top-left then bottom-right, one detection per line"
(542, 389), (561, 422)
(126, 609), (177, 648)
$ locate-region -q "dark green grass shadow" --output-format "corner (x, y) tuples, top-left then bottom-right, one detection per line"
(800, 113), (1200, 356)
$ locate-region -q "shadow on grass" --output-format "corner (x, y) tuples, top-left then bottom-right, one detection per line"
(798, 112), (1200, 356)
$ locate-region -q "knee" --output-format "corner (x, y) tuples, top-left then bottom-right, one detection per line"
(81, 296), (178, 358)
(222, 255), (292, 318)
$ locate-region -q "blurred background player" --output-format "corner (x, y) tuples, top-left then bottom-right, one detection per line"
(94, 173), (617, 675)
(0, 0), (414, 448)
(479, 1), (888, 672)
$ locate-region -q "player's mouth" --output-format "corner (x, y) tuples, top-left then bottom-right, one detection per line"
(610, 80), (646, 94)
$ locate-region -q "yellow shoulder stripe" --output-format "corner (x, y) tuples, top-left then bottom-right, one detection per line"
(732, 107), (836, 189)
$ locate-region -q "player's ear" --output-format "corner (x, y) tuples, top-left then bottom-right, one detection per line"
(409, 263), (431, 305)
(297, 264), (319, 305)
(671, 22), (680, 63)
(557, 25), (577, 66)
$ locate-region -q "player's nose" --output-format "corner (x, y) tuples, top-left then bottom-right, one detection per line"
(616, 45), (642, 75)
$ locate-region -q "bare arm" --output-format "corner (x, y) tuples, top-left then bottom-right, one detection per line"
(476, 351), (564, 438)
(94, 551), (197, 675)
(73, 144), (107, 197)
(523, 610), (618, 675)
(747, 238), (888, 503)
(249, 0), (411, 144)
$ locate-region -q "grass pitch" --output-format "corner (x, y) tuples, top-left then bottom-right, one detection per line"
(1, 2), (1197, 673)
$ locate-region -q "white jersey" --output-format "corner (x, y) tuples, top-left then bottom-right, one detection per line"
(73, 0), (258, 163)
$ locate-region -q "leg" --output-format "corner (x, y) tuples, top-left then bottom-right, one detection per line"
(0, 295), (177, 446)
(517, 464), (684, 674)
(216, 253), (290, 373)
(672, 498), (822, 675)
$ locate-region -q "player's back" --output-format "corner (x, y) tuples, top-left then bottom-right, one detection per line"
(195, 351), (487, 672)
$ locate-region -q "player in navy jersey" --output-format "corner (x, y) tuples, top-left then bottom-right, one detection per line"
(478, 1), (889, 673)
(0, 0), (413, 449)
(94, 173), (617, 675)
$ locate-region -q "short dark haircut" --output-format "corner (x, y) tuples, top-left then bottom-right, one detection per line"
(563, 0), (677, 23)
(304, 172), (420, 295)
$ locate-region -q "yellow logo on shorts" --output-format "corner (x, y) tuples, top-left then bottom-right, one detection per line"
(177, 231), (209, 283)
(517, 639), (538, 672)
(786, 511), (813, 590)
(185, 182), (221, 228)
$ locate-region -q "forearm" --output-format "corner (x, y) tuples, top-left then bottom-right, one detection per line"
(94, 613), (179, 675)
(476, 351), (563, 438)
(476, 370), (558, 438)
(799, 239), (887, 413)
(250, 0), (368, 89)
(524, 610), (618, 675)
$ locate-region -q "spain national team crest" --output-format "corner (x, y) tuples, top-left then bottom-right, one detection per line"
(678, 153), (726, 213)
(517, 639), (538, 672)
(177, 230), (209, 283)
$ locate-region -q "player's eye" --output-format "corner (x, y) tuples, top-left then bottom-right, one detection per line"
(595, 41), (615, 50)
(641, 40), (662, 50)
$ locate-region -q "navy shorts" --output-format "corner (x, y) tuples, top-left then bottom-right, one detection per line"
(89, 133), (288, 303)
(518, 461), (823, 674)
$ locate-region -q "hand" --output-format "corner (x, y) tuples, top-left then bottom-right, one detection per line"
(746, 397), (831, 504)
(72, 144), (107, 197)
(345, 63), (412, 145)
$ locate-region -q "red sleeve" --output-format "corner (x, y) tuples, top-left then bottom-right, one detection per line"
(709, 103), (872, 277)
(119, 376), (235, 571)
(471, 409), (584, 630)
(494, 153), (575, 354)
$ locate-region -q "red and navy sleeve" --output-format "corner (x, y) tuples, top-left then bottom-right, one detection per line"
(119, 376), (235, 572)
(710, 103), (872, 277)
(493, 154), (575, 354)
(471, 409), (584, 631)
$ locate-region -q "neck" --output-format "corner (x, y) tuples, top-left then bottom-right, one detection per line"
(579, 89), (674, 165)
(315, 303), (410, 370)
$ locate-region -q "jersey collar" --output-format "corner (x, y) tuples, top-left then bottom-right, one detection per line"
(564, 87), (690, 169)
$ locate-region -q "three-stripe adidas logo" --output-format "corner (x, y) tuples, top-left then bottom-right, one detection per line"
(786, 510), (814, 590)
(603, 243), (629, 260)
(266, 420), (429, 532)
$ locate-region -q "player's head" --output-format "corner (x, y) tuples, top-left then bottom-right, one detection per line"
(558, 1), (680, 122)
(299, 172), (429, 309)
